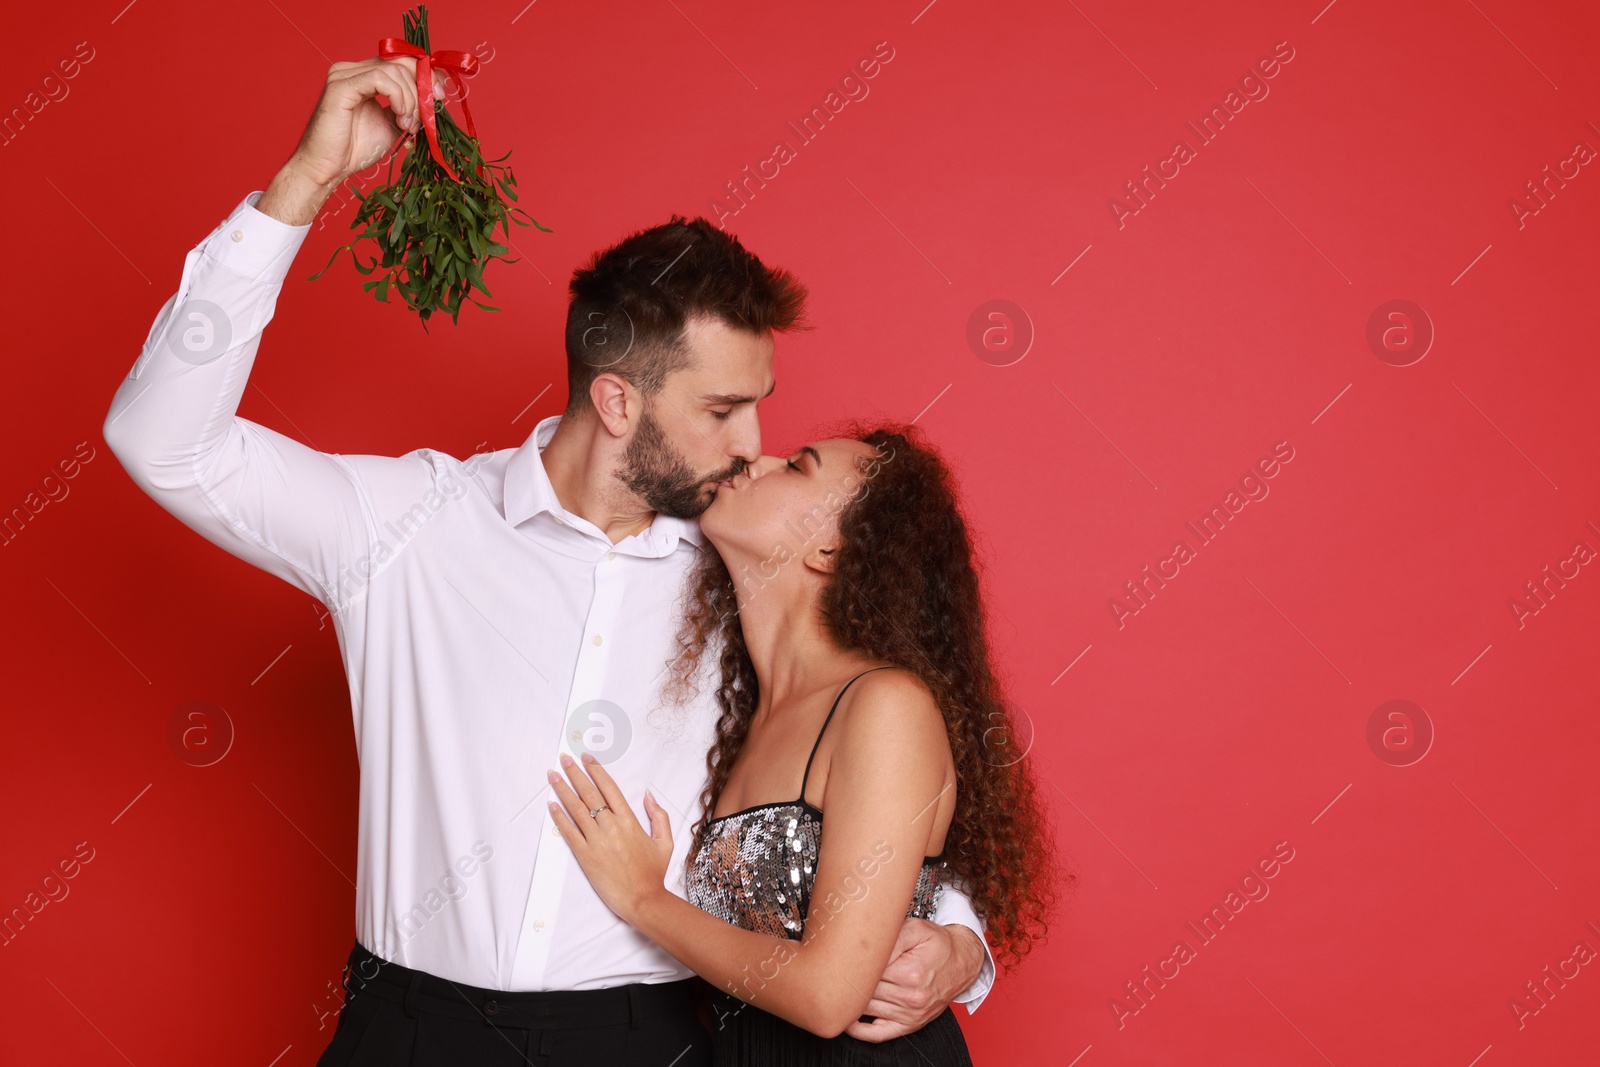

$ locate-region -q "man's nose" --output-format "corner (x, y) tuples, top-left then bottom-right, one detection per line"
(729, 420), (762, 468)
(744, 455), (785, 481)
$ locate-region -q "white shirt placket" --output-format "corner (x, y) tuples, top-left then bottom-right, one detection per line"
(510, 541), (625, 988)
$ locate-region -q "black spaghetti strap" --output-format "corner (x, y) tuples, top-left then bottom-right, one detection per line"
(798, 666), (896, 804)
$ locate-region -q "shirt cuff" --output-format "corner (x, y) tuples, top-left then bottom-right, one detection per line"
(200, 190), (313, 287)
(950, 927), (996, 1014)
(932, 883), (996, 1013)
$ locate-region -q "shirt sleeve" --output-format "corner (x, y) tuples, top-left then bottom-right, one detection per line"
(929, 875), (997, 1013)
(101, 190), (381, 610)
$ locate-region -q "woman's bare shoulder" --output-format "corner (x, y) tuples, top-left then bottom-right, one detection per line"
(837, 666), (946, 749)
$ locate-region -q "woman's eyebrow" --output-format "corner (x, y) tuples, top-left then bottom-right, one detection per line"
(798, 445), (822, 469)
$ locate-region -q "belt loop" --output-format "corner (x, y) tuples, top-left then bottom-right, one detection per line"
(403, 971), (424, 1018)
(627, 983), (641, 1029)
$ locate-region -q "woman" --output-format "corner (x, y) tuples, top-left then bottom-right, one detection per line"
(547, 421), (1060, 1063)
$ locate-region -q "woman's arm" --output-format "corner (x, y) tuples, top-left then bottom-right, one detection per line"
(548, 670), (953, 1038)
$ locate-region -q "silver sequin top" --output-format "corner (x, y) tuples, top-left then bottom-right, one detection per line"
(687, 798), (946, 940)
(685, 667), (948, 941)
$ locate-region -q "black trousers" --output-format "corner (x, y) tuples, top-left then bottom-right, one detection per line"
(316, 940), (714, 1067)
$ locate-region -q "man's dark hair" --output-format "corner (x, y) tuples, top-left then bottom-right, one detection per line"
(563, 215), (810, 414)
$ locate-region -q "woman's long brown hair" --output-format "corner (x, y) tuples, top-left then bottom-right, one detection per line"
(662, 420), (1066, 971)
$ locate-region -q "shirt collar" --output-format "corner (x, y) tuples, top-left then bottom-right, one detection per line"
(503, 413), (705, 551)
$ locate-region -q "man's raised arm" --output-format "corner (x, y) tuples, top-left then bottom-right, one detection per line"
(102, 58), (446, 606)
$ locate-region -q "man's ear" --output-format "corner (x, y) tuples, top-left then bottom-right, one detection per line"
(590, 373), (633, 438)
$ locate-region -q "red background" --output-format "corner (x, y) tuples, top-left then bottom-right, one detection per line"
(4, 0), (1598, 1063)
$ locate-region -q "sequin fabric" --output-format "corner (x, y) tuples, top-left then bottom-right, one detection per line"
(687, 800), (946, 941)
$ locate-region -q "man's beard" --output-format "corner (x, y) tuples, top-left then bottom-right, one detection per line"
(616, 401), (741, 519)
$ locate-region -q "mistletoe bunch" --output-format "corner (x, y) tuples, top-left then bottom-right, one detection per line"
(307, 5), (551, 329)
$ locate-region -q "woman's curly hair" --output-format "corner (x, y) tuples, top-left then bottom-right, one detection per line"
(661, 419), (1068, 972)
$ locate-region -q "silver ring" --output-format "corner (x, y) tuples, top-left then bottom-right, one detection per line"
(589, 805), (609, 818)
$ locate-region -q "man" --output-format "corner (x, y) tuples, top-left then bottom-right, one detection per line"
(102, 54), (993, 1065)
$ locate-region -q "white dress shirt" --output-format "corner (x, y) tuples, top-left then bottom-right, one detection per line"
(101, 189), (995, 1010)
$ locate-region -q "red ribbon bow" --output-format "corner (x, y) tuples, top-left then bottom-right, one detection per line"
(376, 39), (483, 183)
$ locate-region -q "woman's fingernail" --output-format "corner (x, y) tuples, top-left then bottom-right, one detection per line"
(559, 753), (573, 766)
(580, 752), (595, 764)
(546, 769), (559, 782)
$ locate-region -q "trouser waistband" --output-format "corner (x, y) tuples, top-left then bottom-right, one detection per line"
(338, 940), (700, 1029)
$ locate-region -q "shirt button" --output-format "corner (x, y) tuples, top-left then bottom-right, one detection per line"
(606, 551), (616, 561)
(592, 634), (603, 646)
(230, 229), (244, 242)
(532, 919), (545, 931)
